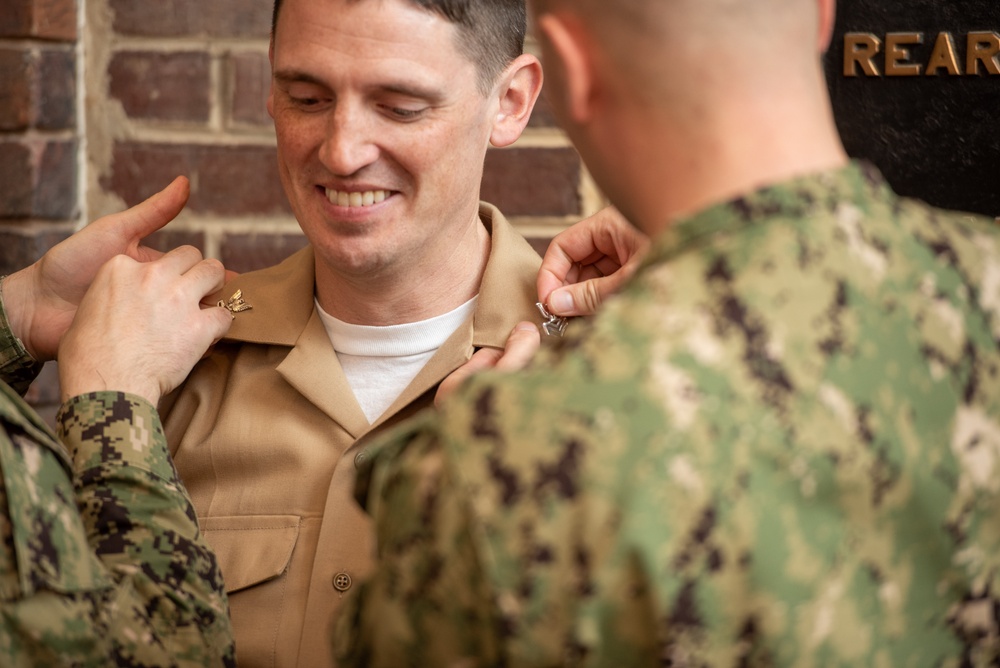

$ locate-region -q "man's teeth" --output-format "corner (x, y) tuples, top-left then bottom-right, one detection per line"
(326, 189), (388, 208)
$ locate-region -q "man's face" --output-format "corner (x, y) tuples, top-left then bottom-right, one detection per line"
(269, 0), (498, 281)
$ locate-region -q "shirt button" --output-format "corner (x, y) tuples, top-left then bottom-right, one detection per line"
(333, 572), (353, 592)
(354, 450), (369, 469)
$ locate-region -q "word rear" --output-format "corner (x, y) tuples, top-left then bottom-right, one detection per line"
(844, 31), (1000, 77)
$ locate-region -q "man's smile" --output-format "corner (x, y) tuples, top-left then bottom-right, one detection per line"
(324, 188), (390, 208)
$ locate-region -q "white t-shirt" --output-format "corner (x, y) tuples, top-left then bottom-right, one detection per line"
(316, 297), (478, 424)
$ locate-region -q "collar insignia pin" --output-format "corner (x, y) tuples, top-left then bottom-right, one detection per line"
(218, 289), (253, 320)
(536, 302), (568, 337)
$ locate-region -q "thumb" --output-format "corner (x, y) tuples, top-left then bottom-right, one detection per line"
(547, 277), (605, 317)
(547, 265), (638, 317)
(493, 322), (540, 372)
(115, 176), (191, 243)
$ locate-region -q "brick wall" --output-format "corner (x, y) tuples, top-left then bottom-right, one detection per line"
(0, 0), (603, 419)
(0, 0), (79, 421)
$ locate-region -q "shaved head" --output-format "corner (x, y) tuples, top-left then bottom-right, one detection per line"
(533, 0), (819, 104)
(530, 0), (844, 233)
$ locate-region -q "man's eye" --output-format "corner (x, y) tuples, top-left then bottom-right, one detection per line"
(383, 106), (425, 121)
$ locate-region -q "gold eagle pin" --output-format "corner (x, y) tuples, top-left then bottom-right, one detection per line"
(218, 290), (253, 320)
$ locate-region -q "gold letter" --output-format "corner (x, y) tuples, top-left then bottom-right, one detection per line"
(885, 32), (923, 76)
(967, 32), (1000, 75)
(844, 33), (882, 77)
(926, 32), (960, 75)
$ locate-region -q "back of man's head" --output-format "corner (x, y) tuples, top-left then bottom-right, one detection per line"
(535, 0), (821, 105)
(272, 0), (526, 93)
(531, 0), (844, 234)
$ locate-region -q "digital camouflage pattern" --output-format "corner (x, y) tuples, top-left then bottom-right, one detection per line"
(338, 163), (1000, 667)
(0, 321), (234, 666)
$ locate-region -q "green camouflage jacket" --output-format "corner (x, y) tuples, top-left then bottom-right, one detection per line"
(338, 163), (1000, 667)
(0, 306), (234, 666)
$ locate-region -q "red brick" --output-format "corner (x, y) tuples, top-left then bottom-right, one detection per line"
(110, 0), (270, 39)
(0, 1), (32, 38)
(106, 142), (291, 217)
(0, 140), (77, 220)
(0, 47), (76, 131)
(33, 140), (78, 219)
(229, 51), (272, 127)
(0, 49), (32, 131)
(0, 0), (76, 41)
(108, 51), (210, 123)
(142, 230), (207, 256)
(220, 232), (309, 274)
(481, 147), (581, 217)
(31, 0), (76, 40)
(0, 142), (35, 217)
(36, 48), (75, 129)
(0, 228), (71, 275)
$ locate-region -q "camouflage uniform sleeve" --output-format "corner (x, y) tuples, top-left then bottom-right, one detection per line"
(57, 392), (235, 666)
(0, 389), (234, 667)
(335, 410), (503, 667)
(0, 281), (43, 395)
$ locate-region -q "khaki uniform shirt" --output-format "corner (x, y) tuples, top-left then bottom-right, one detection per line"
(340, 164), (1000, 666)
(162, 204), (543, 667)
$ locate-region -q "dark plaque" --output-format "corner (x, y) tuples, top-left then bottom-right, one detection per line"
(824, 0), (999, 217)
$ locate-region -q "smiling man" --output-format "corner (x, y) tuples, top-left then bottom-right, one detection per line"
(158, 0), (544, 665)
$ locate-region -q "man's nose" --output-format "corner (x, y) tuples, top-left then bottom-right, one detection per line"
(319, 103), (379, 176)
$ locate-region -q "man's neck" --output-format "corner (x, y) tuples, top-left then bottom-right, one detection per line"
(619, 72), (850, 238)
(314, 213), (492, 326)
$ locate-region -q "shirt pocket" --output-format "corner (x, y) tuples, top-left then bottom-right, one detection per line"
(199, 514), (300, 594)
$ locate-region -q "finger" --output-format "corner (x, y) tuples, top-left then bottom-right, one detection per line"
(537, 207), (636, 303)
(593, 255), (623, 278)
(435, 347), (504, 407)
(154, 245), (207, 276)
(201, 305), (235, 345)
(118, 176), (190, 243)
(91, 177), (189, 254)
(537, 236), (613, 301)
(493, 322), (540, 372)
(547, 272), (629, 317)
(537, 242), (578, 304)
(181, 258), (228, 302)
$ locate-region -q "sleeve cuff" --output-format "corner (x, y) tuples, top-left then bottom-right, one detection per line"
(0, 280), (43, 395)
(56, 392), (179, 483)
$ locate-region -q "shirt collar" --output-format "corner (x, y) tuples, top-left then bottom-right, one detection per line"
(216, 202), (543, 348)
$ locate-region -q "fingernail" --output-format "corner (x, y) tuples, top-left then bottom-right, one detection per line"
(549, 290), (574, 315)
(515, 321), (538, 333)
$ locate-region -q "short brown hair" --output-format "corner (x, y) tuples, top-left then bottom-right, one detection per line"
(271, 0), (526, 93)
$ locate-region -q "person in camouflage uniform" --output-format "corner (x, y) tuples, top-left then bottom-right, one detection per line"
(0, 178), (236, 666)
(335, 0), (1000, 665)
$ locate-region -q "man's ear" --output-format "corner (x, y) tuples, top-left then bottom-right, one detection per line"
(267, 38), (276, 119)
(537, 11), (596, 126)
(817, 0), (837, 53)
(489, 54), (544, 148)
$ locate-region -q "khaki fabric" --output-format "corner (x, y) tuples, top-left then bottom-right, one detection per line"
(162, 204), (543, 668)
